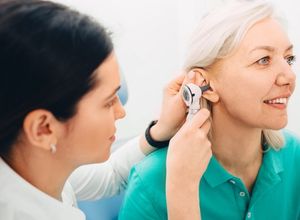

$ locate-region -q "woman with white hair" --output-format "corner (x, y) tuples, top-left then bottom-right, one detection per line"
(119, 1), (300, 219)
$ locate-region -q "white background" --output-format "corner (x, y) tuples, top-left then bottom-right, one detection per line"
(53, 0), (300, 138)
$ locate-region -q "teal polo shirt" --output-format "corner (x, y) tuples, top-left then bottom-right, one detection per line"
(119, 131), (300, 220)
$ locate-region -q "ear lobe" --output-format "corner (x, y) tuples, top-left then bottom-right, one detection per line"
(23, 110), (57, 151)
(202, 89), (219, 103)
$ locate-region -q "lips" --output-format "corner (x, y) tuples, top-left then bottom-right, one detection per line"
(263, 94), (290, 110)
(109, 135), (116, 142)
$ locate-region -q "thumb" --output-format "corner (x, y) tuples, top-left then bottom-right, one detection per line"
(188, 108), (210, 129)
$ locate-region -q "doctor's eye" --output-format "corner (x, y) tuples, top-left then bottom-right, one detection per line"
(256, 56), (270, 66)
(286, 55), (296, 66)
(105, 97), (118, 108)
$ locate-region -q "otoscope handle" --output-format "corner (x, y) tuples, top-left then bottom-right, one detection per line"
(187, 109), (200, 121)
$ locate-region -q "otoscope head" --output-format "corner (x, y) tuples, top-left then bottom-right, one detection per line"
(182, 83), (210, 107)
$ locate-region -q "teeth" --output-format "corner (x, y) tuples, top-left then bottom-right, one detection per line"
(265, 98), (287, 104)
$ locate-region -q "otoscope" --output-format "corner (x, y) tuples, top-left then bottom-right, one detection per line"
(182, 83), (210, 121)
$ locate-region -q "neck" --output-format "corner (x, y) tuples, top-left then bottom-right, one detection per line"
(5, 145), (74, 201)
(211, 107), (263, 178)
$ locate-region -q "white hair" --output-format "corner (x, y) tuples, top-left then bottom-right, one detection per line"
(184, 0), (285, 149)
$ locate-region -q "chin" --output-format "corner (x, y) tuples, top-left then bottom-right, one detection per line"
(87, 151), (110, 164)
(96, 152), (110, 163)
(264, 114), (287, 130)
(267, 121), (287, 130)
(94, 142), (112, 162)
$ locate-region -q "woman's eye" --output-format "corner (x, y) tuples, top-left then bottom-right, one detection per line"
(256, 56), (270, 65)
(286, 55), (296, 65)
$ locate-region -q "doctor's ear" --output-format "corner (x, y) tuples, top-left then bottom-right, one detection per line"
(23, 109), (60, 152)
(192, 68), (219, 103)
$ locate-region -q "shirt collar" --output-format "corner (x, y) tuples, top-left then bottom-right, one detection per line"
(259, 147), (284, 178)
(203, 148), (284, 188)
(203, 156), (233, 188)
(0, 157), (85, 220)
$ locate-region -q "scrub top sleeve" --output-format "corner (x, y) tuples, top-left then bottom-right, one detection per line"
(68, 136), (145, 201)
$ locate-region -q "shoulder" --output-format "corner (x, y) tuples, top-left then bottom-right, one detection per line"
(126, 147), (168, 196)
(281, 130), (300, 157)
(132, 147), (168, 183)
(272, 130), (300, 169)
(120, 148), (169, 219)
(282, 129), (300, 146)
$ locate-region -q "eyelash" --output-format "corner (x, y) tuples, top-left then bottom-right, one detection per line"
(286, 55), (296, 65)
(105, 97), (118, 108)
(255, 55), (296, 66)
(256, 56), (270, 65)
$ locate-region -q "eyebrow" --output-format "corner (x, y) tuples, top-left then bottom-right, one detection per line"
(249, 44), (293, 54)
(105, 85), (121, 101)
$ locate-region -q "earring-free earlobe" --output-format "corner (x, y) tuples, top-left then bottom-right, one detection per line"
(50, 143), (57, 154)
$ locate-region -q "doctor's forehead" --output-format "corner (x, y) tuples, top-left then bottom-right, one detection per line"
(87, 54), (121, 97)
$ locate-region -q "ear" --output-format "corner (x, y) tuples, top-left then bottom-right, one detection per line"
(192, 68), (219, 103)
(23, 109), (59, 152)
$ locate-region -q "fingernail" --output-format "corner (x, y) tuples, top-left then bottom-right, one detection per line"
(188, 71), (195, 80)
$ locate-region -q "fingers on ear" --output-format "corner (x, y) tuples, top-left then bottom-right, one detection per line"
(181, 70), (196, 87)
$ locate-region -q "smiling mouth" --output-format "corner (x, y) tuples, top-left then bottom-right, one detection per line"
(263, 97), (288, 105)
(263, 97), (289, 110)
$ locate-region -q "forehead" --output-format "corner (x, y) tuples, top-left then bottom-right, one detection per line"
(239, 18), (291, 53)
(85, 53), (121, 101)
(93, 53), (121, 87)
